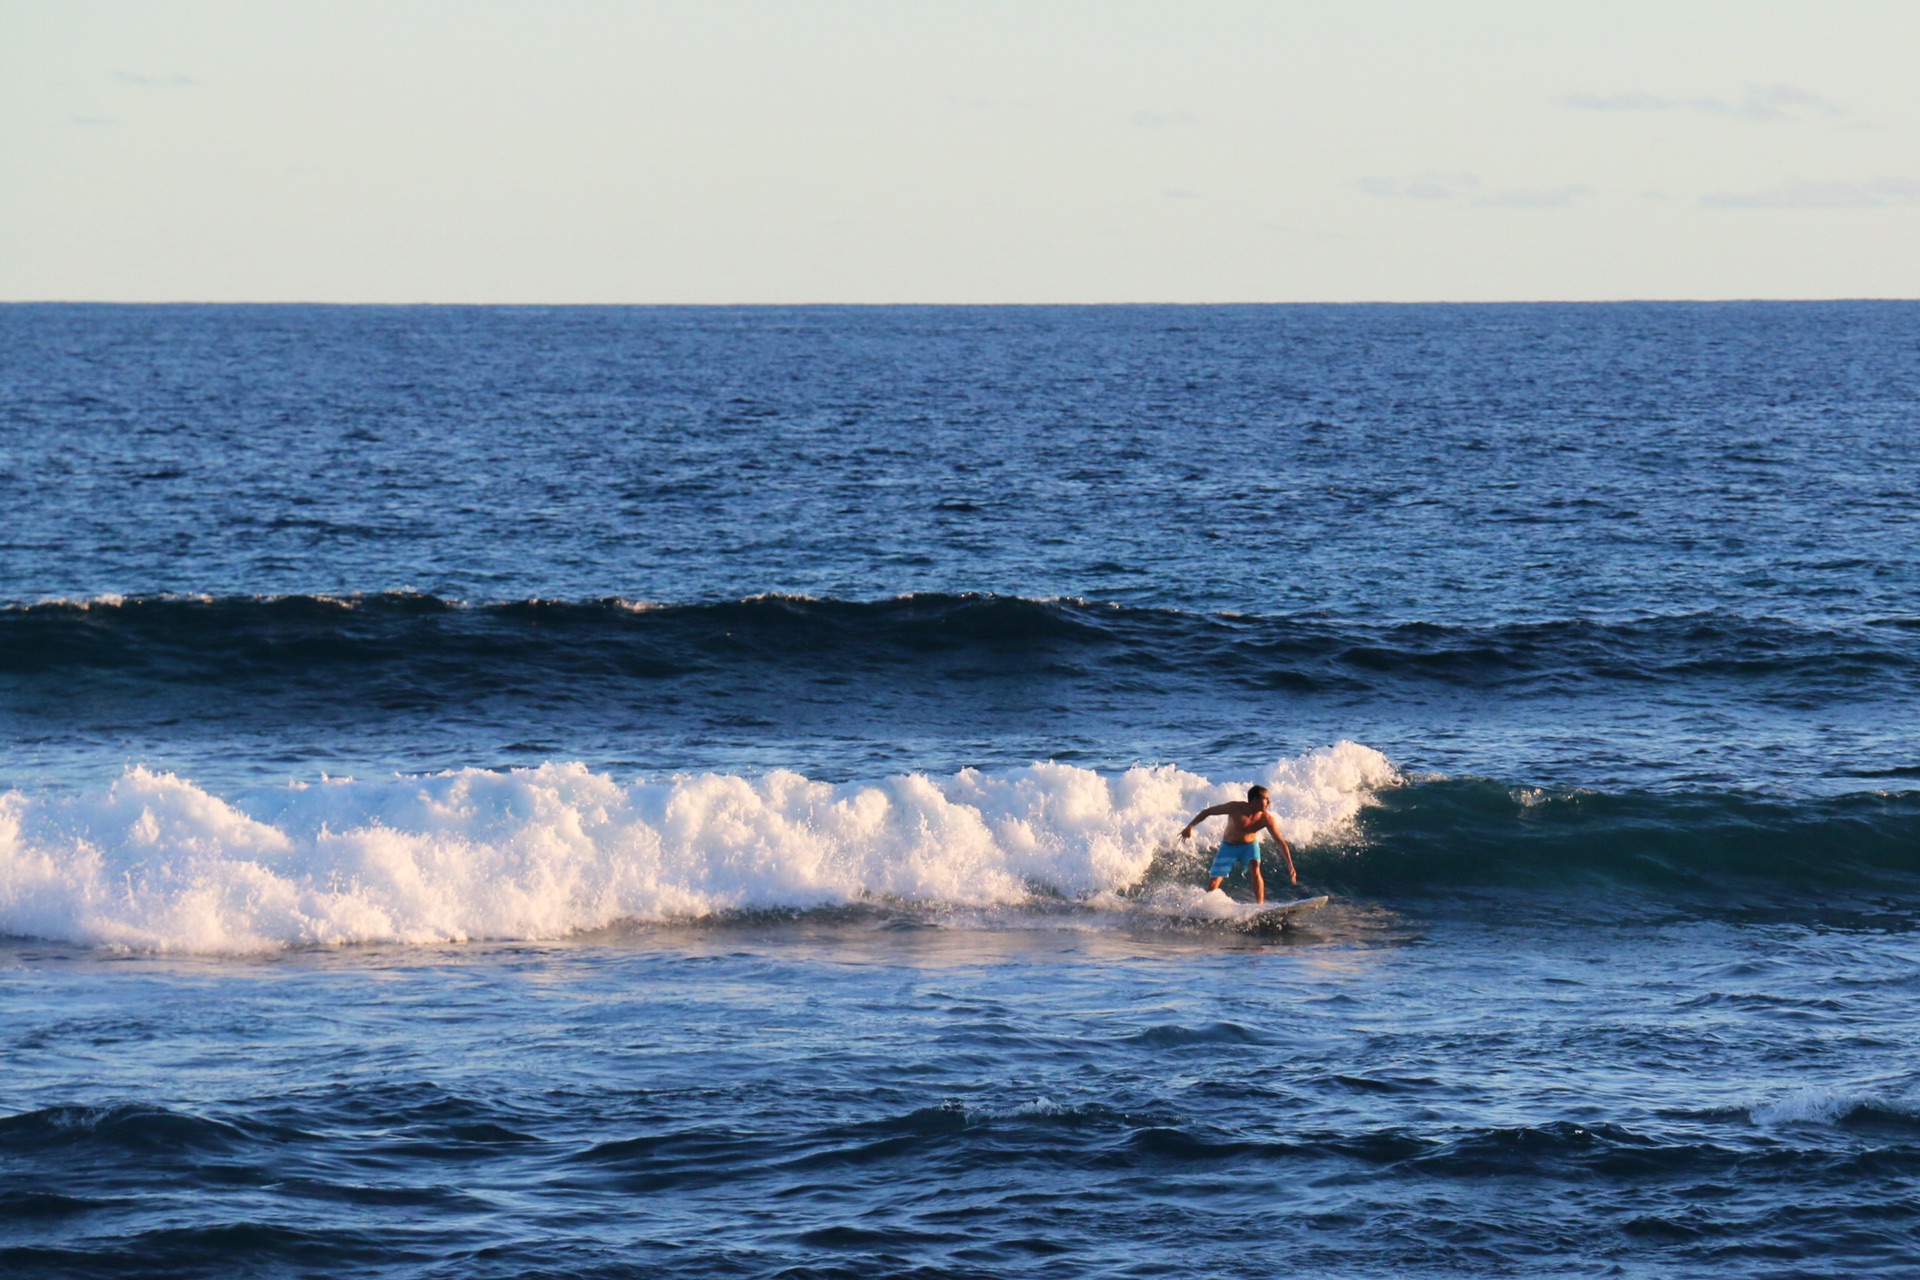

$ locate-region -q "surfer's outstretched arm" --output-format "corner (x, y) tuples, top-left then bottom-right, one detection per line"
(1179, 804), (1231, 840)
(1263, 816), (1299, 884)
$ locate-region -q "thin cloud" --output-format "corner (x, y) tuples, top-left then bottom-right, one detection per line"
(1562, 83), (1843, 123)
(944, 94), (1045, 114)
(69, 116), (117, 127)
(1737, 84), (1843, 120)
(1473, 185), (1595, 209)
(1359, 174), (1590, 209)
(1160, 188), (1200, 200)
(1260, 223), (1356, 241)
(1129, 110), (1200, 129)
(1563, 90), (1673, 112)
(1702, 178), (1919, 210)
(1356, 173), (1479, 201)
(115, 71), (198, 88)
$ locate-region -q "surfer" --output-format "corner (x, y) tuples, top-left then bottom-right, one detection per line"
(1179, 785), (1297, 903)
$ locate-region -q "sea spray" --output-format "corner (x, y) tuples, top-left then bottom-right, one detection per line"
(0, 743), (1398, 952)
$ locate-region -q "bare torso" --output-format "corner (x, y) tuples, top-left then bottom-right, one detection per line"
(1182, 792), (1298, 895)
(1215, 801), (1269, 844)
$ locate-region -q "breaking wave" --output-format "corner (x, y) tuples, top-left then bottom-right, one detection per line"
(5, 730), (1915, 954)
(0, 743), (1397, 953)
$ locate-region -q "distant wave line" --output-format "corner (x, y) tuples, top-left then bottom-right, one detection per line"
(2, 593), (1914, 698)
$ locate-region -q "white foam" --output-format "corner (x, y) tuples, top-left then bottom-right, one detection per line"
(1750, 1085), (1872, 1126)
(0, 742), (1398, 953)
(1137, 885), (1249, 919)
(10, 593), (130, 611)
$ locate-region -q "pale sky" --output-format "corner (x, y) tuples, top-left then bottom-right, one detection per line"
(3, 0), (1915, 302)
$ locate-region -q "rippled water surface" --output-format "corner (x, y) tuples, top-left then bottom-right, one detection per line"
(8, 911), (1920, 1279)
(1, 303), (1916, 1276)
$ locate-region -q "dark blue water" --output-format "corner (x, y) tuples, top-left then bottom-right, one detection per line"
(2, 303), (1917, 1277)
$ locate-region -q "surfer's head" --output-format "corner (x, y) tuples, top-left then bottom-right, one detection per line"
(1247, 785), (1270, 810)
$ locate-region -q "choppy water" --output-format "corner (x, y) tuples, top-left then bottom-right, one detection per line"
(8, 917), (1920, 1279)
(1, 302), (1916, 1277)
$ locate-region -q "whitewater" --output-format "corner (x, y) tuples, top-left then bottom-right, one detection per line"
(0, 744), (1395, 952)
(4, 301), (1917, 1279)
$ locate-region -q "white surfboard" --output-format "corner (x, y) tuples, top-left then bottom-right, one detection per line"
(1151, 889), (1329, 928)
(1234, 895), (1329, 929)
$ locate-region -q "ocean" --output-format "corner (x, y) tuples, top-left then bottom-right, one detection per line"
(1, 302), (1916, 1277)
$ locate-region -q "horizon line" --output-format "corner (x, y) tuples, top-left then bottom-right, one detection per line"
(3, 296), (1916, 308)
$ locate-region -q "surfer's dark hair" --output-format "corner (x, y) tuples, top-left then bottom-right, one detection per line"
(1247, 785), (1269, 802)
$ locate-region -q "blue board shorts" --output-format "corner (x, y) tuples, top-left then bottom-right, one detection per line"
(1209, 841), (1262, 879)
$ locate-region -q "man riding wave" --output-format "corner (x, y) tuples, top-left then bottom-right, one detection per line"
(1179, 784), (1297, 904)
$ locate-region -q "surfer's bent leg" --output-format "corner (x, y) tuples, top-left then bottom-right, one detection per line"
(1206, 843), (1259, 899)
(1207, 845), (1243, 883)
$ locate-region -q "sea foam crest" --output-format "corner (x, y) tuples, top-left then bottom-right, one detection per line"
(1749, 1086), (1880, 1127)
(0, 743), (1396, 953)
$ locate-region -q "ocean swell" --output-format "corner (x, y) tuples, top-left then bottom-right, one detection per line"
(3, 593), (1914, 702)
(1331, 779), (1920, 899)
(0, 743), (1397, 952)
